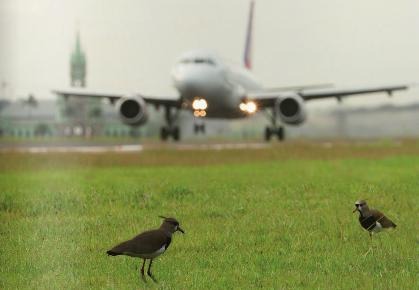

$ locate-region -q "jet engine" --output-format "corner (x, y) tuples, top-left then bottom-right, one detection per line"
(275, 94), (307, 125)
(116, 95), (148, 126)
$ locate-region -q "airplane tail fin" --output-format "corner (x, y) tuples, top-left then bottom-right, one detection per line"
(243, 0), (255, 70)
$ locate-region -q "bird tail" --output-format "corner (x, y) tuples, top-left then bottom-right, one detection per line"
(106, 250), (120, 256)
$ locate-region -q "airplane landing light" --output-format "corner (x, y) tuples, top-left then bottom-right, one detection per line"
(192, 98), (208, 110)
(193, 110), (206, 117)
(239, 101), (257, 114)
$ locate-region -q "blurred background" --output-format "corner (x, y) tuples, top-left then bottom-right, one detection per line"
(1, 0), (419, 143)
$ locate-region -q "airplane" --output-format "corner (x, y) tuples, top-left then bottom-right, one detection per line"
(53, 1), (409, 141)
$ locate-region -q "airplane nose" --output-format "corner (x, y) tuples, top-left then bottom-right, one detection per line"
(178, 75), (203, 92)
(174, 67), (222, 96)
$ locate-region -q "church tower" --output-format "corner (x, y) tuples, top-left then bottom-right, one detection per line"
(58, 30), (103, 137)
(70, 31), (86, 87)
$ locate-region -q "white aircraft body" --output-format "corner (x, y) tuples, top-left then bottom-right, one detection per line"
(54, 1), (409, 141)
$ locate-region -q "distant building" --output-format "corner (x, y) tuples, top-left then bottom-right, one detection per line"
(57, 31), (105, 137)
(0, 97), (146, 138)
(0, 98), (58, 137)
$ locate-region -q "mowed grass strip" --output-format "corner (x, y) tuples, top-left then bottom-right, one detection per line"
(0, 147), (418, 289)
(1, 139), (419, 171)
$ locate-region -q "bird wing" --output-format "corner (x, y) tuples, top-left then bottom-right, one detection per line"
(370, 209), (397, 228)
(110, 230), (170, 255)
(359, 215), (376, 231)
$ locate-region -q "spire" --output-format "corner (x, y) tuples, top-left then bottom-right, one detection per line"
(75, 30), (82, 54)
(70, 29), (86, 87)
(74, 20), (82, 54)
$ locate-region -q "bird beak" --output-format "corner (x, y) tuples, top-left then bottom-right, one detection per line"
(352, 208), (357, 213)
(177, 227), (185, 234)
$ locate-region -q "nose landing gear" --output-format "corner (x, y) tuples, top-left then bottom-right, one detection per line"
(193, 109), (206, 135)
(193, 123), (206, 134)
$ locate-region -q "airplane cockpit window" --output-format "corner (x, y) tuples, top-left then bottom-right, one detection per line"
(180, 59), (192, 64)
(180, 58), (216, 65)
(194, 58), (206, 64)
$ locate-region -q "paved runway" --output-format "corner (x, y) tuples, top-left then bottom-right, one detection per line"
(0, 144), (144, 153)
(171, 143), (269, 150)
(0, 142), (270, 153)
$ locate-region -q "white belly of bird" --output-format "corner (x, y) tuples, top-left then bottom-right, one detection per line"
(124, 245), (166, 259)
(372, 222), (383, 233)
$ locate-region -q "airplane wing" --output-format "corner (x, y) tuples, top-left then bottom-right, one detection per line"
(245, 84), (409, 108)
(249, 83), (334, 93)
(301, 85), (408, 101)
(52, 88), (182, 108)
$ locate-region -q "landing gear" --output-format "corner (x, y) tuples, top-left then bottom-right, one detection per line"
(160, 126), (180, 141)
(264, 126), (284, 141)
(159, 106), (180, 141)
(264, 108), (285, 142)
(173, 127), (180, 141)
(193, 123), (206, 134)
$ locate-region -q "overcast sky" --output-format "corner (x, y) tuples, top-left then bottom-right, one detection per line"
(1, 0), (418, 108)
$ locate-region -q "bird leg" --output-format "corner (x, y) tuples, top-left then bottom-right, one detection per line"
(147, 259), (157, 283)
(363, 246), (373, 257)
(140, 259), (147, 282)
(363, 232), (374, 257)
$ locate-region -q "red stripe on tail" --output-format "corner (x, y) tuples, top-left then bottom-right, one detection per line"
(243, 1), (255, 70)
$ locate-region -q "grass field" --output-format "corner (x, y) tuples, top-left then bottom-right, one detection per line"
(0, 140), (418, 289)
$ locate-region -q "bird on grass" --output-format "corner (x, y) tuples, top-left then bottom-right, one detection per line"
(107, 216), (185, 282)
(353, 200), (396, 238)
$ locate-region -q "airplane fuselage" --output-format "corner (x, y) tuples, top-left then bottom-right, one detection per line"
(172, 50), (262, 118)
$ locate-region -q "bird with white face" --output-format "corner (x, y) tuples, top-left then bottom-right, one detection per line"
(353, 200), (396, 238)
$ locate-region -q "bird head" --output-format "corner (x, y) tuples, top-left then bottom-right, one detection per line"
(159, 216), (185, 234)
(353, 200), (369, 214)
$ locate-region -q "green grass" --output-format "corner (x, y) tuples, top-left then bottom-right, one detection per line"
(0, 143), (418, 289)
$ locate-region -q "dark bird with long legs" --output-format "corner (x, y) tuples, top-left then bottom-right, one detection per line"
(353, 200), (396, 239)
(107, 216), (184, 282)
